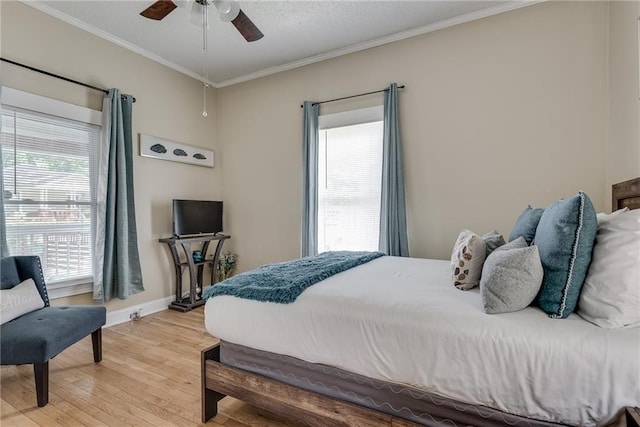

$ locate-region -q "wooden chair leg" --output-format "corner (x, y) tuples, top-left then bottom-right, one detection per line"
(91, 328), (102, 363)
(33, 362), (49, 407)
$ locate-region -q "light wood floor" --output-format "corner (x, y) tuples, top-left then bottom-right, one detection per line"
(0, 307), (303, 426)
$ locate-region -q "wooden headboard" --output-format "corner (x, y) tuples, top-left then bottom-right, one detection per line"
(612, 177), (640, 211)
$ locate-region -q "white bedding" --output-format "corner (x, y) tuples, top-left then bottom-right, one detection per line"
(204, 256), (640, 426)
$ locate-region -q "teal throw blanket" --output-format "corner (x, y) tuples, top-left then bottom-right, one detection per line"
(203, 251), (384, 304)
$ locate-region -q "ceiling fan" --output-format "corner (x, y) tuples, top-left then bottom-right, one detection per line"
(140, 0), (264, 42)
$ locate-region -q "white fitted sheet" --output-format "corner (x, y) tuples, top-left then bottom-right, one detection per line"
(204, 256), (640, 426)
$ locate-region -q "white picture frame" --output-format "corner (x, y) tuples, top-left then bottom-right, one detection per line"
(139, 134), (214, 168)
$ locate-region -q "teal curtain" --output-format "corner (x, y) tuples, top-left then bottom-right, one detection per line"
(301, 101), (319, 257)
(0, 86), (6, 257)
(93, 89), (144, 302)
(379, 83), (409, 257)
(0, 130), (8, 258)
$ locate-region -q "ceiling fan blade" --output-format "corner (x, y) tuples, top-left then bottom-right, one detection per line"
(231, 9), (264, 42)
(140, 0), (178, 20)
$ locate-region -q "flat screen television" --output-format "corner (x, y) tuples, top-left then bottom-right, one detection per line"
(172, 200), (223, 236)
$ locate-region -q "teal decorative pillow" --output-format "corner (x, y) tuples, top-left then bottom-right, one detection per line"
(509, 206), (544, 245)
(534, 192), (597, 318)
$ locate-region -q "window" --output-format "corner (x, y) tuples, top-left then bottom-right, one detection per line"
(1, 88), (102, 298)
(317, 106), (383, 252)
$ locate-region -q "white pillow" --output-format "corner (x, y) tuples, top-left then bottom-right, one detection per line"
(578, 209), (640, 328)
(0, 278), (45, 325)
(451, 229), (486, 290)
(596, 207), (628, 222)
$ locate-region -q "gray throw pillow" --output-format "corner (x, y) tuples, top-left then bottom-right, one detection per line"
(482, 231), (506, 257)
(494, 236), (527, 252)
(480, 245), (543, 315)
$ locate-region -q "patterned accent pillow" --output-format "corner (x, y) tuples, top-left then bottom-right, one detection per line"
(509, 206), (545, 245)
(534, 192), (597, 318)
(450, 230), (486, 290)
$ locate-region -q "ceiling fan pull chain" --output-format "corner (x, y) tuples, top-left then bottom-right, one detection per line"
(202, 1), (209, 117)
(202, 83), (208, 117)
(202, 1), (208, 51)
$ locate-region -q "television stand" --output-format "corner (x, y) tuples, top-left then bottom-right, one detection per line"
(159, 234), (230, 312)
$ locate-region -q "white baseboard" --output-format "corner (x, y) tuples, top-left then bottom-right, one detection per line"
(105, 296), (174, 328)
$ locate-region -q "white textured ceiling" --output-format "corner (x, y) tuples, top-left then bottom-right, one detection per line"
(30, 0), (534, 87)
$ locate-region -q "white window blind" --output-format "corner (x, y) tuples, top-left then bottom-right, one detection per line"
(318, 121), (383, 252)
(1, 105), (100, 291)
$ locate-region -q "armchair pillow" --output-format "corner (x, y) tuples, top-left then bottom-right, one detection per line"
(0, 278), (45, 325)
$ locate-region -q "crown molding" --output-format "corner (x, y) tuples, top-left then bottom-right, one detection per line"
(23, 1), (216, 87)
(25, 0), (542, 89)
(215, 1), (543, 87)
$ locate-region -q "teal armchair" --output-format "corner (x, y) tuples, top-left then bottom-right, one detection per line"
(0, 256), (106, 407)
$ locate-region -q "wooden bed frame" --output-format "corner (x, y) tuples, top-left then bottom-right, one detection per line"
(201, 177), (640, 426)
(613, 176), (640, 211)
(201, 345), (419, 426)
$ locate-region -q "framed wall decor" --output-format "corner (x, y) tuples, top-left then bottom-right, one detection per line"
(139, 134), (214, 168)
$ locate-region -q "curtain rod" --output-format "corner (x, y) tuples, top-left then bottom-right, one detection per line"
(300, 85), (405, 108)
(1, 57), (136, 103)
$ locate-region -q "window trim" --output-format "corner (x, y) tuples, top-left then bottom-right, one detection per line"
(48, 280), (93, 299)
(1, 86), (101, 299)
(1, 87), (102, 126)
(319, 105), (383, 130)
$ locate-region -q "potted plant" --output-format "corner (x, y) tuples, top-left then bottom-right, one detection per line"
(217, 251), (238, 282)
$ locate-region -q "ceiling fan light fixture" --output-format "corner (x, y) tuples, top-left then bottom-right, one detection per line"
(139, 0), (262, 118)
(173, 0), (189, 8)
(187, 0), (209, 27)
(214, 0), (240, 22)
(140, 0), (263, 42)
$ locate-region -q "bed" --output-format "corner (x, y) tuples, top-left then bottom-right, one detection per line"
(201, 178), (640, 427)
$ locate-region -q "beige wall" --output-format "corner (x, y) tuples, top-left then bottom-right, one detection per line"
(607, 1), (640, 197)
(2, 1), (633, 312)
(1, 2), (220, 310)
(217, 1), (610, 267)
